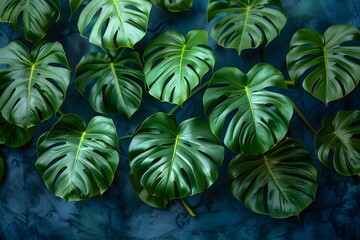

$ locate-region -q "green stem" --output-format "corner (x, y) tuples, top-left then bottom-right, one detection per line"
(57, 109), (64, 116)
(180, 198), (196, 217)
(285, 80), (295, 86)
(292, 101), (316, 134)
(119, 135), (133, 141)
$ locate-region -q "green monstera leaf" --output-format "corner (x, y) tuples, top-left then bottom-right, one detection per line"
(207, 0), (287, 54)
(75, 49), (144, 118)
(0, 0), (60, 42)
(203, 64), (293, 155)
(70, 0), (84, 15)
(78, 0), (152, 49)
(0, 41), (70, 129)
(0, 115), (35, 148)
(36, 114), (119, 202)
(287, 24), (360, 104)
(229, 138), (318, 218)
(315, 110), (360, 176)
(152, 0), (192, 12)
(143, 30), (215, 105)
(0, 153), (4, 184)
(129, 112), (224, 199)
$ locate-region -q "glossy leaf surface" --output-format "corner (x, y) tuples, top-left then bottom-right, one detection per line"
(203, 64), (293, 154)
(0, 115), (35, 148)
(229, 138), (318, 218)
(36, 114), (119, 202)
(152, 0), (192, 12)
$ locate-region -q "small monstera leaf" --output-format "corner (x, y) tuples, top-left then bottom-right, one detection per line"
(315, 110), (360, 176)
(0, 0), (60, 42)
(0, 41), (70, 129)
(75, 49), (144, 118)
(36, 114), (119, 202)
(287, 24), (360, 104)
(78, 0), (152, 49)
(229, 138), (318, 218)
(129, 112), (224, 199)
(70, 0), (84, 15)
(203, 64), (293, 155)
(0, 115), (35, 148)
(207, 0), (287, 54)
(0, 153), (4, 184)
(143, 30), (215, 105)
(152, 0), (192, 12)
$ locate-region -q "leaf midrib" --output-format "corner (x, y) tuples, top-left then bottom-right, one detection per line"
(113, 0), (128, 45)
(239, 6), (250, 51)
(70, 131), (86, 181)
(27, 64), (36, 124)
(245, 86), (257, 132)
(166, 134), (180, 189)
(109, 62), (124, 103)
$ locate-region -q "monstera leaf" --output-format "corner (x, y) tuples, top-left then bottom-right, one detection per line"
(203, 64), (293, 155)
(36, 114), (119, 202)
(129, 112), (224, 199)
(229, 138), (318, 218)
(207, 0), (287, 54)
(78, 0), (152, 49)
(152, 0), (192, 12)
(70, 0), (84, 15)
(315, 110), (360, 176)
(287, 24), (360, 104)
(0, 153), (4, 184)
(0, 41), (70, 129)
(0, 115), (35, 148)
(75, 49), (144, 118)
(143, 30), (215, 105)
(0, 0), (60, 42)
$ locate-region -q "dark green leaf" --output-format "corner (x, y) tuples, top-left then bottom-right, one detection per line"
(203, 64), (293, 154)
(70, 0), (84, 16)
(75, 49), (144, 118)
(0, 153), (4, 184)
(129, 112), (224, 199)
(287, 24), (360, 104)
(229, 138), (318, 218)
(0, 114), (35, 148)
(315, 110), (360, 176)
(152, 0), (192, 12)
(144, 30), (215, 105)
(36, 114), (119, 202)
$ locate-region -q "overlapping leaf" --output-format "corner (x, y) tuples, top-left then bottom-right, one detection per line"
(0, 115), (35, 148)
(315, 110), (360, 176)
(229, 138), (318, 218)
(203, 63), (293, 155)
(152, 0), (192, 12)
(70, 0), (84, 16)
(144, 30), (215, 105)
(287, 24), (360, 104)
(75, 49), (144, 118)
(36, 114), (119, 202)
(207, 0), (287, 54)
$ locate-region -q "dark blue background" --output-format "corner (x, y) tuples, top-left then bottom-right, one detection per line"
(1, 0), (360, 239)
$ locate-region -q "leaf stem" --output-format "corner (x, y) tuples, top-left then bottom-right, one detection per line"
(119, 135), (133, 141)
(180, 198), (196, 217)
(57, 109), (64, 116)
(286, 80), (295, 86)
(292, 101), (316, 134)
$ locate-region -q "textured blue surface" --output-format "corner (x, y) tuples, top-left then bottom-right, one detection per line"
(1, 0), (360, 239)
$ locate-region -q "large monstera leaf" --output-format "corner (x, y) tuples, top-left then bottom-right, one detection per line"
(152, 0), (192, 12)
(287, 24), (360, 104)
(36, 114), (119, 202)
(203, 64), (293, 155)
(229, 138), (318, 218)
(129, 112), (224, 199)
(0, 41), (70, 129)
(75, 49), (144, 118)
(143, 30), (215, 105)
(0, 115), (35, 148)
(315, 110), (360, 176)
(0, 0), (60, 42)
(207, 0), (287, 54)
(78, 0), (152, 49)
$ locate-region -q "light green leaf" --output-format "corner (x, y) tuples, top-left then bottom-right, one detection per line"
(229, 138), (318, 218)
(315, 110), (360, 176)
(78, 0), (152, 49)
(0, 41), (70, 129)
(207, 0), (287, 54)
(129, 112), (224, 199)
(287, 24), (360, 104)
(75, 49), (144, 118)
(203, 63), (293, 155)
(143, 30), (215, 105)
(0, 114), (35, 148)
(36, 114), (119, 202)
(152, 0), (192, 12)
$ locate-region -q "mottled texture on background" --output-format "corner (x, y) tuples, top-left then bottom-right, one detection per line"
(1, 0), (360, 239)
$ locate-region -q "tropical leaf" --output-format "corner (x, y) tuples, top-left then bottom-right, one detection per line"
(36, 114), (119, 202)
(152, 0), (192, 12)
(315, 110), (360, 176)
(207, 0), (287, 54)
(129, 112), (224, 199)
(143, 30), (215, 105)
(203, 63), (293, 155)
(0, 153), (4, 184)
(70, 0), (84, 16)
(0, 0), (60, 42)
(75, 49), (144, 118)
(0, 115), (36, 148)
(287, 24), (360, 104)
(0, 41), (70, 129)
(229, 138), (318, 218)
(78, 0), (152, 49)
